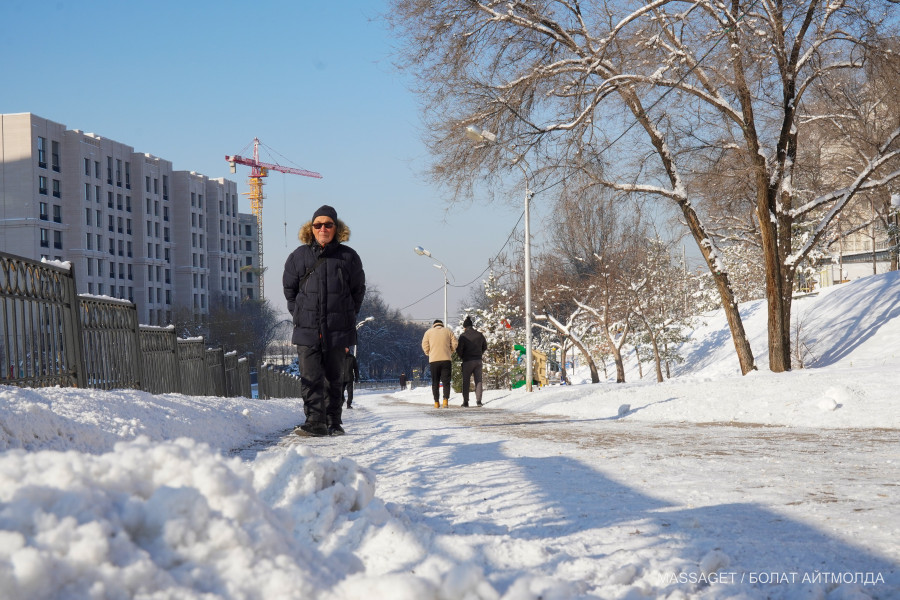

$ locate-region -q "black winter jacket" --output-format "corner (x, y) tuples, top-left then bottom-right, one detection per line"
(457, 327), (488, 362)
(283, 219), (365, 350)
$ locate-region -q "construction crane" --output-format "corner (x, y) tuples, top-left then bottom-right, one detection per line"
(226, 138), (322, 300)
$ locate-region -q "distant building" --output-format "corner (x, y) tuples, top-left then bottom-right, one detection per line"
(238, 213), (261, 301)
(0, 112), (257, 325)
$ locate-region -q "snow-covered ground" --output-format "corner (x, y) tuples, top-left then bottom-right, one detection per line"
(1, 271), (898, 599)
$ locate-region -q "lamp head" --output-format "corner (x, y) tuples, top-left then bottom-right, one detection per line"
(465, 125), (496, 143)
(414, 246), (431, 257)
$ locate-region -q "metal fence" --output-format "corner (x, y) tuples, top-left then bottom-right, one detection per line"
(1, 250), (253, 398)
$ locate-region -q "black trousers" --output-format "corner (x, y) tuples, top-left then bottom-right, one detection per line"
(342, 381), (354, 405)
(430, 360), (452, 400)
(297, 344), (345, 427)
(461, 359), (483, 403)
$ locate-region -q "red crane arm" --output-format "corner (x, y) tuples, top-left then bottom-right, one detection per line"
(225, 154), (322, 179)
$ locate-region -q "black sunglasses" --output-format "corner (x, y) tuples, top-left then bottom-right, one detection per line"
(312, 222), (335, 230)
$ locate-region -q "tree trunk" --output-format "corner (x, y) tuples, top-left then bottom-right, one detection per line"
(634, 346), (643, 379)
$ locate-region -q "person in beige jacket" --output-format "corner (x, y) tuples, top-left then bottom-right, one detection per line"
(421, 319), (458, 408)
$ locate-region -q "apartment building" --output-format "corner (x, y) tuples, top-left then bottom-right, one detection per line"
(237, 213), (261, 301)
(0, 112), (252, 325)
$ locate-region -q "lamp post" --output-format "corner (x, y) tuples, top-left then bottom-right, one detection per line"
(414, 246), (449, 326)
(464, 125), (534, 391)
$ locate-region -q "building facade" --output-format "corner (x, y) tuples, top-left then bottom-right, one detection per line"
(0, 112), (257, 325)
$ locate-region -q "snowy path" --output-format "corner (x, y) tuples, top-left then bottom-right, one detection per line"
(246, 390), (900, 598)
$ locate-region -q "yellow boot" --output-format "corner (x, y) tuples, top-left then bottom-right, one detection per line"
(442, 398), (449, 408)
(434, 401), (440, 408)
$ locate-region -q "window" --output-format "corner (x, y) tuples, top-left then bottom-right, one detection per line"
(125, 196), (131, 212)
(37, 137), (47, 168)
(109, 215), (114, 232)
(96, 210), (101, 227)
(154, 222), (159, 237)
(52, 179), (61, 198)
(163, 206), (168, 221)
(191, 192), (196, 207)
(162, 175), (168, 200)
(107, 157), (113, 184)
(154, 200), (159, 216)
(153, 178), (158, 195)
(127, 241), (132, 257)
(51, 141), (60, 172)
(116, 194), (122, 211)
(145, 176), (151, 192)
(94, 161), (100, 179)
(198, 214), (203, 228)
(146, 221), (152, 237)
(40, 228), (49, 247)
(147, 243), (152, 259)
(108, 192), (113, 209)
(127, 264), (132, 280)
(118, 263), (124, 279)
(39, 202), (49, 220)
(245, 240), (251, 251)
(53, 230), (62, 250)
(109, 262), (115, 278)
(86, 233), (93, 250)
(88, 282), (94, 294)
(245, 256), (252, 266)
(95, 186), (101, 203)
(116, 159), (122, 186)
(245, 225), (251, 236)
(98, 283), (104, 295)
(165, 290), (171, 305)
(219, 200), (224, 213)
(198, 194), (203, 209)
(118, 240), (123, 256)
(85, 209), (91, 226)
(126, 219), (132, 235)
(85, 183), (91, 202)
(192, 233), (196, 248)
(117, 217), (123, 234)
(53, 205), (61, 223)
(84, 158), (91, 176)
(108, 238), (114, 255)
(39, 176), (48, 195)
(146, 198), (151, 214)
(125, 162), (131, 188)
(87, 258), (93, 276)
(246, 272), (253, 283)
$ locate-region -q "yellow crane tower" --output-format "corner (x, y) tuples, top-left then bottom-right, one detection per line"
(226, 138), (322, 300)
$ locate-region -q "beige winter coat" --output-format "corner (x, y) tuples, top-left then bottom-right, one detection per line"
(421, 323), (458, 362)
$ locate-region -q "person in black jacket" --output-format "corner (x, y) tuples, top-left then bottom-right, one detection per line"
(341, 347), (360, 409)
(283, 205), (365, 437)
(456, 316), (488, 407)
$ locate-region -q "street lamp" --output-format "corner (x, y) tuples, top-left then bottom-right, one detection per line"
(414, 246), (449, 326)
(464, 125), (534, 392)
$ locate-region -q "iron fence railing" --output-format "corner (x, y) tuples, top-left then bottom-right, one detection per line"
(1, 250), (252, 398)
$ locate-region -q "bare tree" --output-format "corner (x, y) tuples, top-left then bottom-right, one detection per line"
(388, 0), (900, 374)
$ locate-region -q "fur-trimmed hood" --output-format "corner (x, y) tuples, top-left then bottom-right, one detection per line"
(298, 218), (351, 245)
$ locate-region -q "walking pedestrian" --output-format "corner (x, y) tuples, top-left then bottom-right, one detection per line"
(457, 316), (488, 406)
(342, 347), (359, 409)
(399, 372), (407, 390)
(283, 205), (366, 437)
(421, 319), (457, 408)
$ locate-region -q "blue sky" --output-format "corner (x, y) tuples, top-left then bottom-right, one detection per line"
(1, 0), (523, 324)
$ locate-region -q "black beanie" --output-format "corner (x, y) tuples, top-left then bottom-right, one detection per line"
(433, 319), (443, 326)
(312, 205), (337, 222)
(463, 316), (473, 328)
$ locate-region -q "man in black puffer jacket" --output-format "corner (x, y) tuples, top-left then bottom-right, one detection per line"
(456, 316), (488, 407)
(283, 205), (365, 437)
